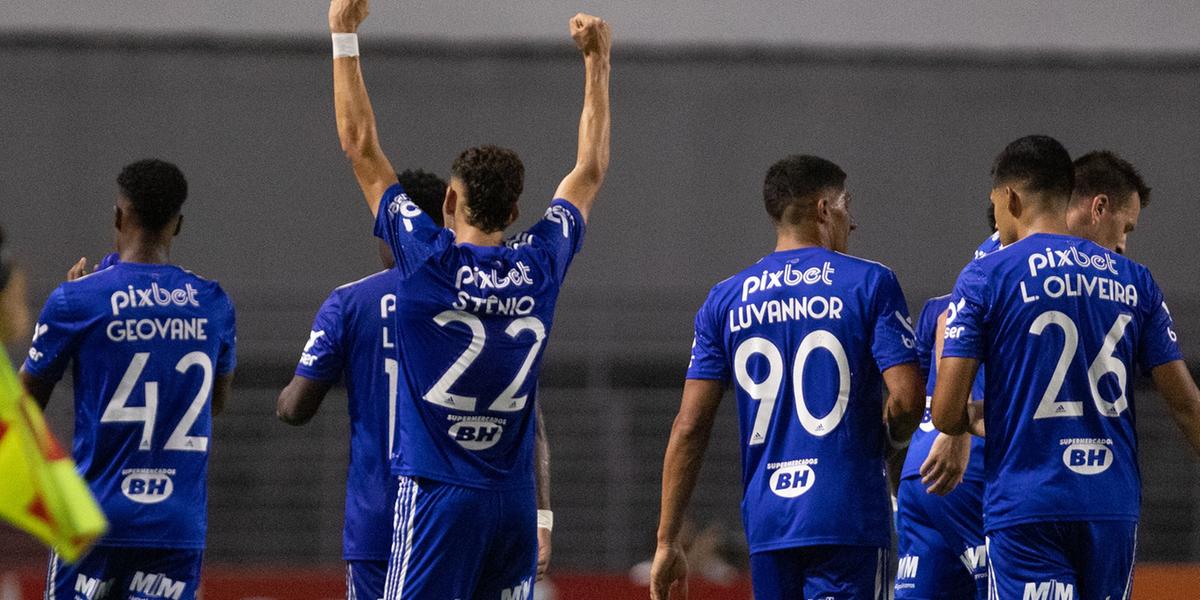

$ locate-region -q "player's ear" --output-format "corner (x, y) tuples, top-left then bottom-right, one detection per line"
(443, 186), (457, 219)
(1004, 186), (1022, 219)
(173, 214), (184, 237)
(506, 203), (519, 228)
(114, 205), (123, 231)
(813, 195), (829, 223)
(1092, 194), (1109, 220)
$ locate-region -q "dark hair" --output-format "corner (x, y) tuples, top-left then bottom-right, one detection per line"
(397, 169), (448, 227)
(763, 155), (847, 224)
(117, 159), (188, 231)
(450, 145), (525, 233)
(990, 135), (1074, 206)
(1072, 150), (1151, 209)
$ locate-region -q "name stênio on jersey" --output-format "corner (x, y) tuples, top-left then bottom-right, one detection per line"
(452, 260), (538, 316)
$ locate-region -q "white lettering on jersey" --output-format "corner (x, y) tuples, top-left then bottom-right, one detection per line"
(110, 283), (200, 316)
(106, 318), (209, 342)
(1027, 246), (1118, 278)
(741, 262), (836, 301)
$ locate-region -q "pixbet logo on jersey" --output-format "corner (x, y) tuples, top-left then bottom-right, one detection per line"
(1060, 438), (1114, 475)
(121, 469), (175, 504)
(741, 261), (836, 301)
(1027, 246), (1118, 278)
(110, 283), (200, 316)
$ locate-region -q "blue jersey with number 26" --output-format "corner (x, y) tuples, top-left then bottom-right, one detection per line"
(687, 248), (918, 553)
(374, 183), (584, 490)
(23, 262), (236, 548)
(294, 269), (402, 561)
(943, 233), (1182, 530)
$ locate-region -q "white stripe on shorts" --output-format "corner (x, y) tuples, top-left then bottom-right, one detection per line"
(384, 476), (420, 600)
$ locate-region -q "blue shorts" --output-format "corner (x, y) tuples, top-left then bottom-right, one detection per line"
(45, 546), (203, 600)
(383, 476), (537, 600)
(986, 520), (1136, 600)
(749, 545), (890, 600)
(894, 478), (987, 599)
(347, 560), (387, 600)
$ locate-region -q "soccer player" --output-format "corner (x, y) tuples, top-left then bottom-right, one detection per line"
(20, 159), (236, 600)
(650, 155), (925, 599)
(328, 1), (610, 597)
(274, 169), (555, 598)
(896, 150), (1158, 600)
(932, 135), (1200, 599)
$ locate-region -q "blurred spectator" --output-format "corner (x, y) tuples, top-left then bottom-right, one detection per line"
(0, 226), (32, 348)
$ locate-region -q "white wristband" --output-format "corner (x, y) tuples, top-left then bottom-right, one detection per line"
(332, 33), (360, 58)
(537, 509), (554, 531)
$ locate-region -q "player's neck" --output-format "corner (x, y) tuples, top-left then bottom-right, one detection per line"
(118, 236), (172, 264)
(774, 229), (827, 253)
(452, 224), (505, 247)
(1018, 212), (1071, 239)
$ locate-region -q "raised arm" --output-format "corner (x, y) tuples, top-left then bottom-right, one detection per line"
(1152, 360), (1200, 457)
(553, 14), (612, 223)
(330, 0), (398, 216)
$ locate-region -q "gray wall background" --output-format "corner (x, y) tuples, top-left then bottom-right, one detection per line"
(2, 31), (1199, 569)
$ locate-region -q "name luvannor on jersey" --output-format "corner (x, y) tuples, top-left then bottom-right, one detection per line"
(730, 260), (843, 332)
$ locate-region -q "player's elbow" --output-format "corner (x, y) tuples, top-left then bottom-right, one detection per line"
(275, 394), (310, 426)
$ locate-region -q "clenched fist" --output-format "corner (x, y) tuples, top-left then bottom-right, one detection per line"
(329, 0), (370, 33)
(569, 13), (611, 58)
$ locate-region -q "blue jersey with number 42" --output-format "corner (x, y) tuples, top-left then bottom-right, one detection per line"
(23, 262), (236, 548)
(687, 248), (918, 553)
(374, 183), (584, 490)
(294, 269), (402, 561)
(943, 233), (1182, 530)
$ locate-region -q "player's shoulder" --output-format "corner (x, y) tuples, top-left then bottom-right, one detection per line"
(330, 269), (397, 305)
(920, 293), (953, 317)
(829, 250), (900, 278)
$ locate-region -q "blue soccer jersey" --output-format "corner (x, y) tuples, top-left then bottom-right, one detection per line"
(294, 269), (403, 561)
(23, 262), (236, 548)
(900, 295), (985, 482)
(943, 233), (1182, 530)
(373, 183), (584, 490)
(687, 247), (919, 552)
(974, 232), (1001, 260)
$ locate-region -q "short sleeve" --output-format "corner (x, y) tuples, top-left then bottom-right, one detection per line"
(294, 291), (345, 382)
(22, 286), (84, 383)
(685, 293), (730, 382)
(913, 298), (944, 379)
(509, 200), (586, 284)
(1138, 277), (1183, 371)
(374, 183), (454, 278)
(942, 260), (990, 360)
(217, 293), (237, 376)
(870, 270), (919, 372)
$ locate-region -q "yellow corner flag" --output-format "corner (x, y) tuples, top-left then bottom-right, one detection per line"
(0, 346), (107, 562)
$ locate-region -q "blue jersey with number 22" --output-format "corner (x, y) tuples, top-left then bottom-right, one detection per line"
(688, 248), (918, 553)
(943, 233), (1181, 530)
(374, 183), (584, 490)
(23, 263), (236, 548)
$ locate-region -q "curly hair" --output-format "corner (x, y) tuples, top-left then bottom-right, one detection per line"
(450, 145), (525, 233)
(117, 159), (188, 231)
(397, 169), (448, 228)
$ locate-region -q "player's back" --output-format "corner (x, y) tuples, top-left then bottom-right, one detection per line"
(944, 233), (1181, 529)
(25, 262), (236, 547)
(374, 184), (585, 490)
(297, 269), (404, 559)
(689, 247), (916, 551)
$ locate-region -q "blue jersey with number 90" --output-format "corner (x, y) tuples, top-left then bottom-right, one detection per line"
(943, 233), (1182, 531)
(23, 262), (236, 548)
(374, 183), (584, 490)
(687, 248), (918, 553)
